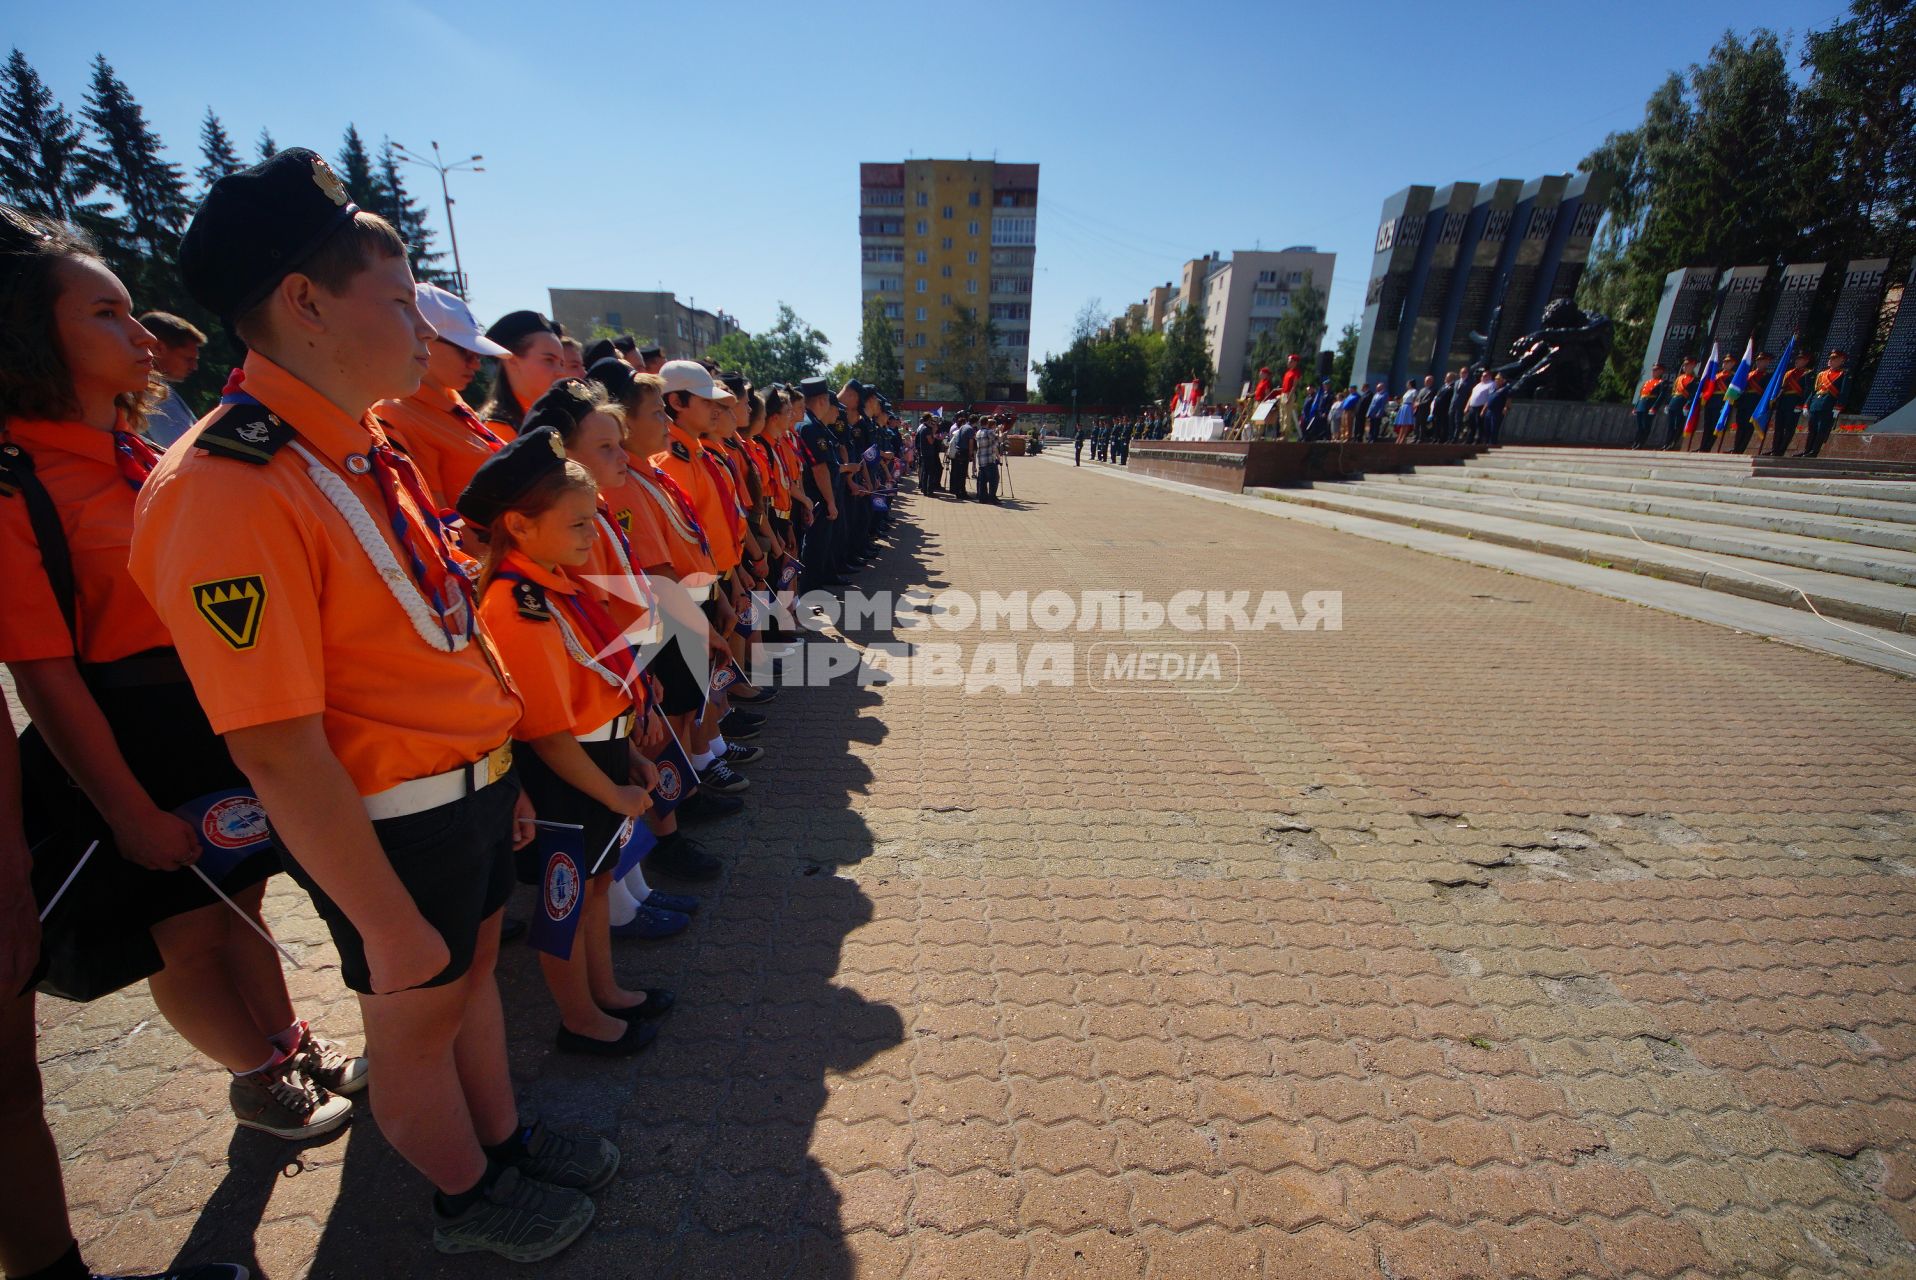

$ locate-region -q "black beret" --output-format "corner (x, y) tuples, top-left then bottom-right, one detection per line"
(612, 335), (637, 352)
(521, 378), (599, 437)
(484, 309), (557, 352)
(582, 338), (617, 368)
(456, 426), (568, 529)
(178, 147), (360, 323)
(720, 371), (748, 398)
(797, 376), (832, 398)
(638, 344), (663, 359)
(586, 357), (637, 402)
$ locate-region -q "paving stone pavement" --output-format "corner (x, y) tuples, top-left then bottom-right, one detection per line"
(24, 452), (1916, 1280)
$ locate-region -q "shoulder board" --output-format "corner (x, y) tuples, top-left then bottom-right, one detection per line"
(513, 579), (551, 622)
(669, 439), (692, 461)
(196, 402), (296, 464)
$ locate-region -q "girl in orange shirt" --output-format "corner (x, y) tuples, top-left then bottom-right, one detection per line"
(460, 427), (670, 1056)
(476, 310), (566, 438)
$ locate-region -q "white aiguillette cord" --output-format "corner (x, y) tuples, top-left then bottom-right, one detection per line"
(37, 840), (98, 921)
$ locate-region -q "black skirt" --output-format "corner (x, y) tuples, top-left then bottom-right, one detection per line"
(22, 658), (280, 1001)
(513, 736), (631, 882)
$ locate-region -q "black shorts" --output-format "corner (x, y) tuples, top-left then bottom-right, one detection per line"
(514, 737), (629, 881)
(278, 774), (519, 996)
(650, 641), (705, 717)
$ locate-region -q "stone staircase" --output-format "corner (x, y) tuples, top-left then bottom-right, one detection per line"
(1249, 447), (1916, 635)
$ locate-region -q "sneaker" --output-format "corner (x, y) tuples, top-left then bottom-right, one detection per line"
(608, 904), (690, 940)
(720, 708), (765, 737)
(230, 1054), (353, 1141)
(649, 832), (724, 880)
(293, 1022), (368, 1096)
(509, 1118), (621, 1193)
(432, 1167), (595, 1262)
(701, 760), (749, 795)
(723, 741), (764, 766)
(641, 890), (700, 914)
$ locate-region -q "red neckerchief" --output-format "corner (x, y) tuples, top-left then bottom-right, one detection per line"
(450, 399), (507, 451)
(501, 566), (641, 694)
(697, 443), (746, 525)
(114, 426), (163, 490)
(367, 437), (476, 645)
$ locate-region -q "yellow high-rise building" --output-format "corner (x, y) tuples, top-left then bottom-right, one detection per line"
(859, 159), (1038, 402)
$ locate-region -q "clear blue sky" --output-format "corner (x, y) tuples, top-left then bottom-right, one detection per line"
(16, 0), (1840, 390)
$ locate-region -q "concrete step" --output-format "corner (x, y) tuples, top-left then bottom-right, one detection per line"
(1489, 446), (1916, 485)
(1432, 463), (1916, 522)
(1363, 471), (1916, 553)
(1245, 485), (1916, 634)
(1304, 480), (1916, 588)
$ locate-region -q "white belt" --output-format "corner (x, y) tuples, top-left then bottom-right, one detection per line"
(684, 581), (713, 602)
(364, 742), (514, 821)
(577, 710), (636, 743)
(773, 507), (791, 519)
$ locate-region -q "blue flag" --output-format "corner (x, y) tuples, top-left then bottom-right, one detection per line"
(528, 824), (587, 960)
(1752, 334), (1796, 429)
(710, 658), (743, 695)
(649, 733), (696, 819)
(172, 789), (272, 884)
(1714, 340), (1754, 436)
(599, 817), (657, 879)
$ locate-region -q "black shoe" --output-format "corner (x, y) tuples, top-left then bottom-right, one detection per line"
(676, 791), (743, 824)
(554, 1018), (658, 1057)
(723, 741), (765, 766)
(605, 989), (676, 1021)
(649, 831), (724, 879)
(730, 684), (777, 705)
(722, 707), (766, 733)
(701, 759), (750, 795)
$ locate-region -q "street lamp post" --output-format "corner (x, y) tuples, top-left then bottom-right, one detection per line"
(391, 140), (484, 299)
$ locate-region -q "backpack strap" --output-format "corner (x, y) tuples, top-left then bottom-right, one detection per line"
(0, 441), (78, 643)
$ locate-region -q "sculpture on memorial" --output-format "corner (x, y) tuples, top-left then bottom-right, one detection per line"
(1474, 298), (1615, 400)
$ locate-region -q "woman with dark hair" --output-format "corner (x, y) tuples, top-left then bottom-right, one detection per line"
(476, 309), (566, 436)
(0, 205), (360, 1144)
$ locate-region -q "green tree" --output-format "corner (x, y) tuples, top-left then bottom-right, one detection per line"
(0, 48), (95, 221)
(1330, 319), (1360, 389)
(372, 137), (447, 284)
(855, 294), (900, 396)
(256, 127), (277, 161)
(1157, 304), (1213, 400)
(1245, 280), (1328, 384)
(702, 303), (831, 387)
(335, 124), (377, 207)
(195, 108), (241, 196)
(79, 55), (189, 292)
(1795, 0), (1916, 267)
(927, 305), (1006, 403)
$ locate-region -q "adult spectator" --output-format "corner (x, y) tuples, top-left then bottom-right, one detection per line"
(1484, 372), (1512, 445)
(1428, 372), (1456, 444)
(138, 311), (207, 447)
(1464, 371), (1496, 443)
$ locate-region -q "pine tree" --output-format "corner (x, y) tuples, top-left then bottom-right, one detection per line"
(256, 127), (277, 160)
(79, 55), (188, 285)
(0, 48), (95, 221)
(372, 137), (446, 284)
(335, 124), (376, 207)
(195, 108), (241, 195)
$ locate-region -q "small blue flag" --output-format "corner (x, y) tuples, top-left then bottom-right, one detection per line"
(776, 560), (799, 594)
(649, 733), (696, 819)
(528, 824), (587, 960)
(172, 789), (272, 884)
(1752, 334), (1796, 429)
(710, 659), (742, 695)
(600, 817), (658, 879)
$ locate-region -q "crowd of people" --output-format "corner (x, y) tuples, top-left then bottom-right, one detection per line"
(910, 410), (1021, 503)
(1631, 348), (1849, 456)
(0, 147), (914, 1276)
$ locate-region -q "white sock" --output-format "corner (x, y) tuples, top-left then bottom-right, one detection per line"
(621, 862), (652, 903)
(710, 734), (728, 756)
(692, 747), (716, 768)
(607, 877), (640, 927)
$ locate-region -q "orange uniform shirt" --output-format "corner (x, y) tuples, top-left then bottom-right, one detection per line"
(129, 353), (522, 796)
(620, 456), (716, 585)
(653, 423), (740, 573)
(0, 416), (173, 664)
(482, 415), (519, 442)
(579, 496), (660, 641)
(375, 383), (503, 513)
(595, 468), (673, 573)
(480, 552), (632, 741)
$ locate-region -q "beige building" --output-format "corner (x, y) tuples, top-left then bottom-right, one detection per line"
(1151, 248), (1336, 398)
(860, 159), (1039, 402)
(546, 288), (740, 360)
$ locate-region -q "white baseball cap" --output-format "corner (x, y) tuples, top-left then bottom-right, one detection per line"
(659, 359), (730, 400)
(416, 283), (510, 357)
